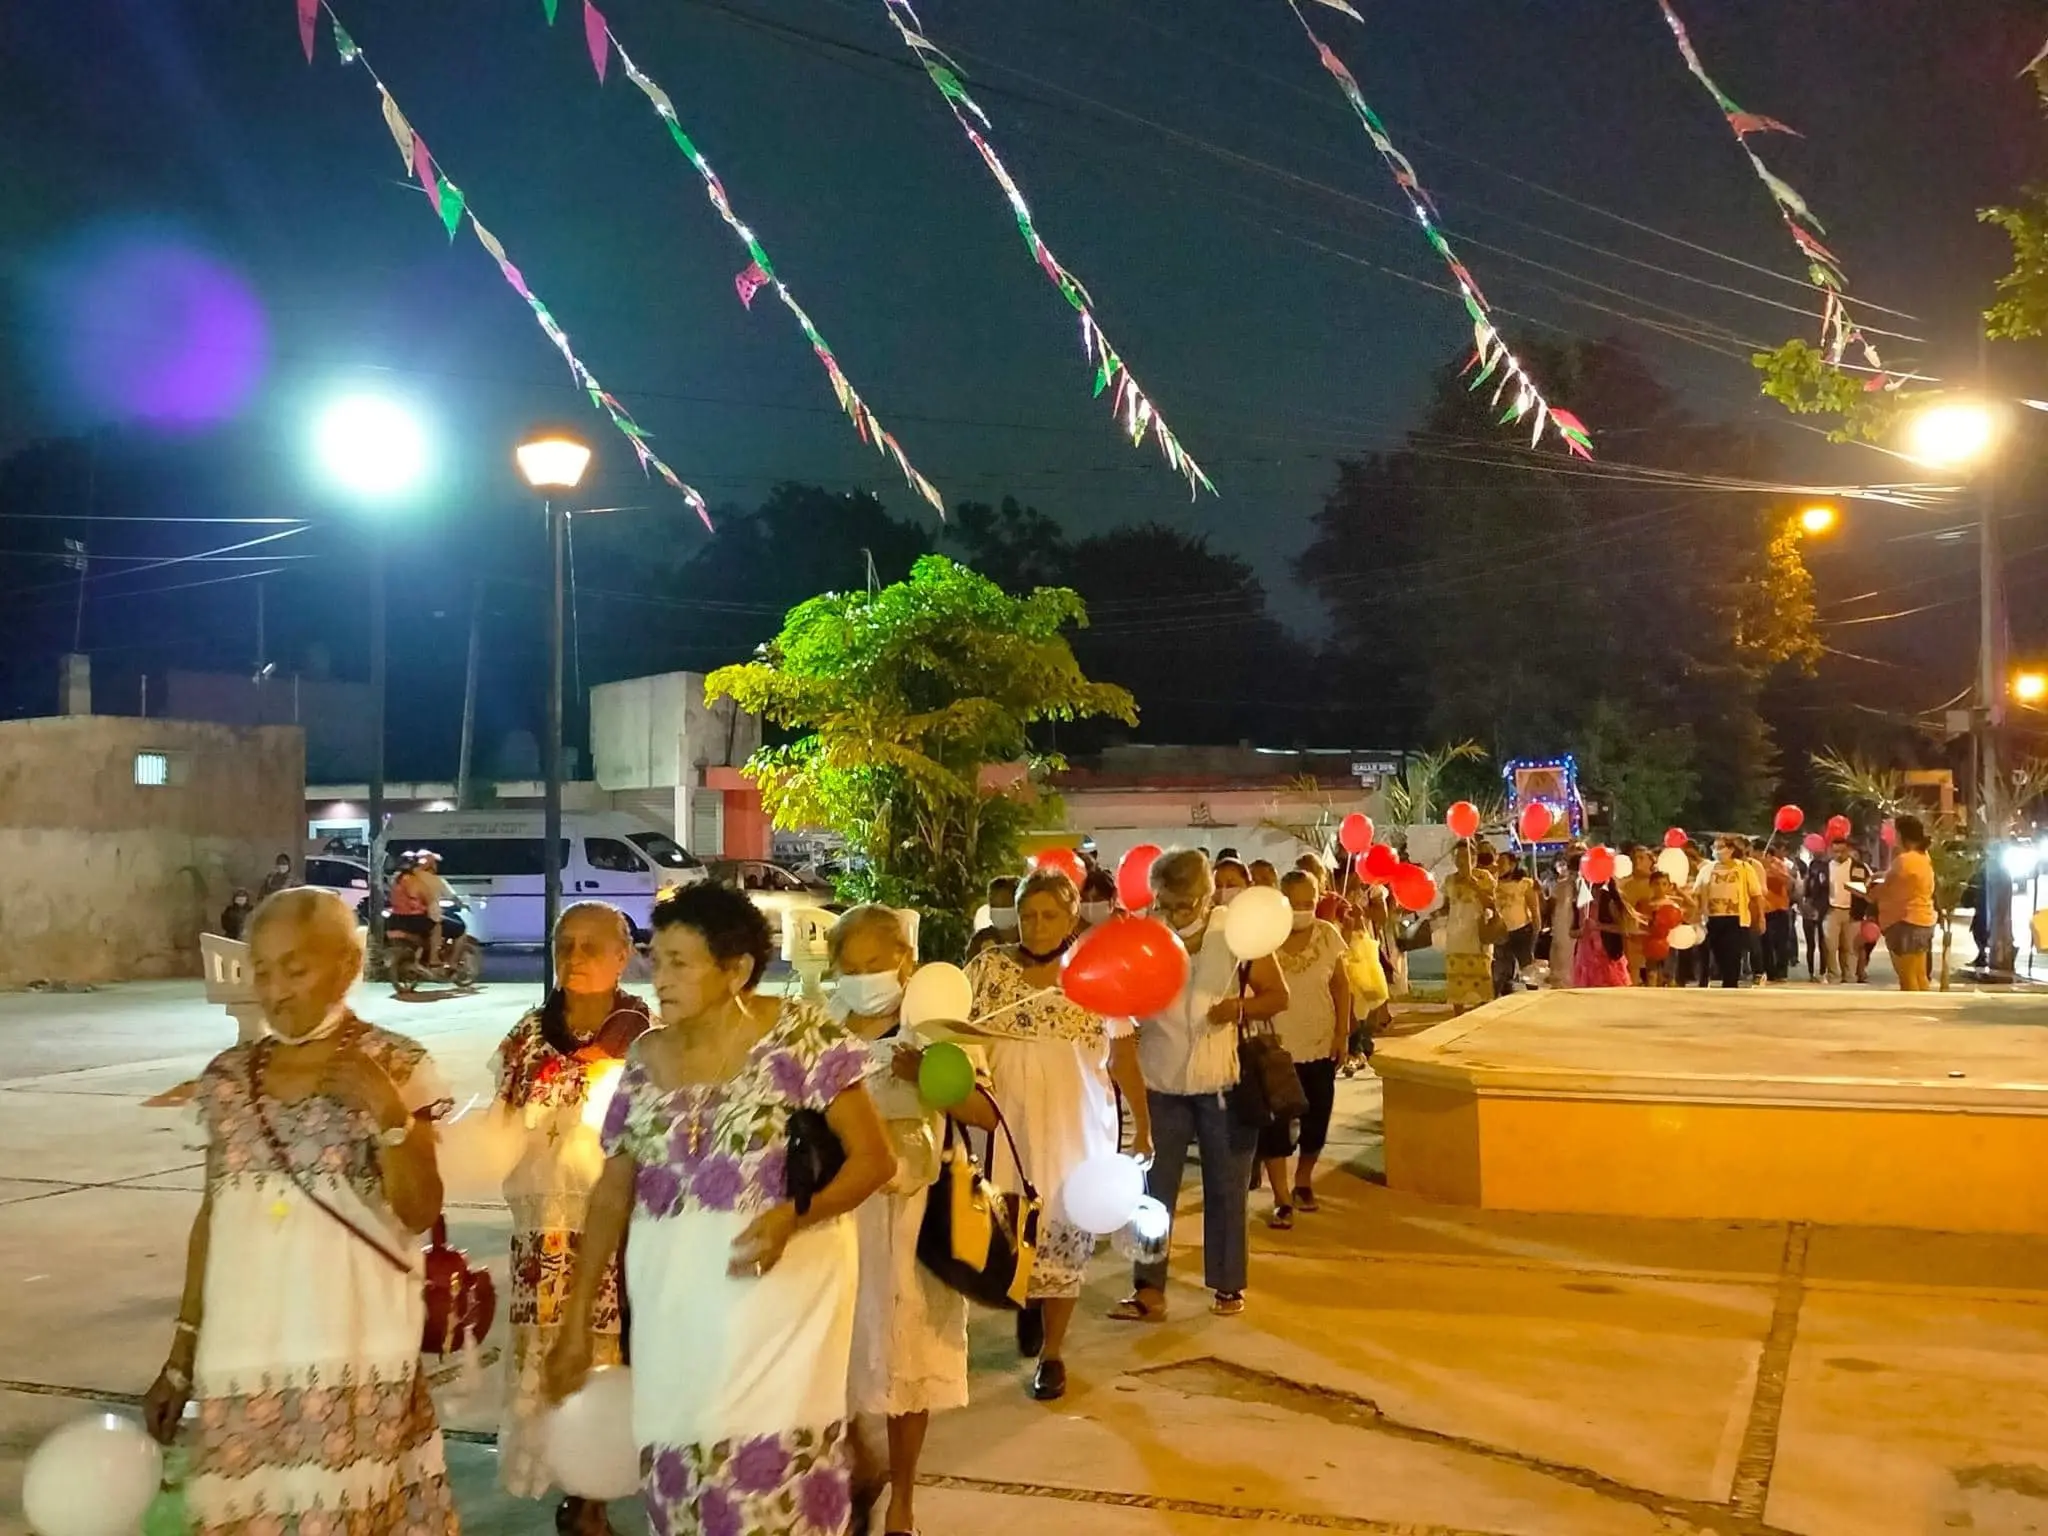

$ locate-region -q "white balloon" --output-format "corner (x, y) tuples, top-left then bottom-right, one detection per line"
(1223, 886), (1294, 960)
(1655, 847), (1690, 883)
(545, 1366), (641, 1501)
(1060, 1151), (1146, 1235)
(1668, 924), (1702, 951)
(1111, 1195), (1173, 1263)
(23, 1414), (163, 1536)
(901, 963), (973, 1028)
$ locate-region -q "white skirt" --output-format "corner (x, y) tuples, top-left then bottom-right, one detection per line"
(848, 1185), (968, 1418)
(987, 1035), (1119, 1298)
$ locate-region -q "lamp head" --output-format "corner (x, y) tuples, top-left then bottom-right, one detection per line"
(313, 394), (429, 500)
(516, 434), (592, 491)
(1905, 399), (2001, 469)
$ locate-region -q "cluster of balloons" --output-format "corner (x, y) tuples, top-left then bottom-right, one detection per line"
(22, 1415), (164, 1536)
(1654, 846), (1690, 883)
(545, 1367), (641, 1500)
(1337, 811), (1438, 914)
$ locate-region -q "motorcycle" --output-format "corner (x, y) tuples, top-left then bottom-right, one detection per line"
(377, 902), (483, 997)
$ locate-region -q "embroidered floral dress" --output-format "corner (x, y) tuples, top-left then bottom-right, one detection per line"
(599, 999), (869, 1536)
(965, 948), (1129, 1299)
(187, 1022), (457, 1536)
(492, 995), (652, 1498)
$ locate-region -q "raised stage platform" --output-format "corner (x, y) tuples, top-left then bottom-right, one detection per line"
(1373, 988), (2048, 1234)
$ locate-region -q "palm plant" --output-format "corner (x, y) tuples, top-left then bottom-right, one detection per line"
(1808, 750), (1909, 823)
(1381, 741), (1489, 830)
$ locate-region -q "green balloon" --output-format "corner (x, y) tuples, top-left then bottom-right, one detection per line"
(916, 1042), (976, 1110)
(143, 1484), (188, 1536)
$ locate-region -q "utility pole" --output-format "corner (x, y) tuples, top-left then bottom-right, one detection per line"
(1981, 461), (2015, 975)
(456, 576), (483, 809)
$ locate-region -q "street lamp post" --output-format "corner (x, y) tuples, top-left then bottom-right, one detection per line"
(516, 433), (593, 993)
(1908, 400), (2012, 974)
(313, 394), (430, 957)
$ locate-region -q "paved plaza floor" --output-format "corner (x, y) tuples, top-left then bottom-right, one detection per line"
(4, 978), (2048, 1534)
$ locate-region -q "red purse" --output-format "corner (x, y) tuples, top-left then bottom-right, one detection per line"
(249, 1044), (495, 1358)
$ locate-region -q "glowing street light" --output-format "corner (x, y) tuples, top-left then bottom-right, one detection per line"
(1905, 399), (2000, 469)
(1798, 504), (1838, 536)
(2015, 671), (2048, 707)
(312, 394), (430, 500)
(518, 430), (593, 990)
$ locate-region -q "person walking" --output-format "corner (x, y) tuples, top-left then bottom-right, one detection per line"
(546, 883), (895, 1536)
(1490, 852), (1541, 996)
(1111, 849), (1286, 1322)
(1699, 838), (1763, 988)
(1876, 815), (1938, 992)
(1546, 852), (1581, 987)
(1257, 872), (1350, 1228)
(1441, 841), (1495, 1015)
(966, 869), (1150, 1400)
(832, 906), (992, 1536)
(1822, 838), (1870, 983)
(1800, 849), (1830, 980)
(491, 903), (652, 1534)
(1572, 870), (1632, 988)
(1761, 846), (1797, 983)
(142, 889), (457, 1536)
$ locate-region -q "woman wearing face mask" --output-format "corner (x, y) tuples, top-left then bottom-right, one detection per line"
(1256, 872), (1351, 1228)
(547, 884), (895, 1536)
(1112, 848), (1287, 1323)
(966, 868), (1150, 1400)
(492, 902), (651, 1535)
(831, 907), (996, 1536)
(1078, 867), (1120, 930)
(1212, 857), (1253, 907)
(142, 889), (457, 1536)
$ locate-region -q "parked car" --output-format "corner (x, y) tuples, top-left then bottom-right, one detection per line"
(303, 854), (374, 923)
(384, 811), (707, 945)
(705, 859), (838, 940)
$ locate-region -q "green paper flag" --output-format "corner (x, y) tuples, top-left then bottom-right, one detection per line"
(437, 177), (464, 241)
(333, 22), (358, 63)
(1092, 361), (1111, 398)
(543, 0), (558, 22)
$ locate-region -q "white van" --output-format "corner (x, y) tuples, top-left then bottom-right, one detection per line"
(385, 811), (706, 946)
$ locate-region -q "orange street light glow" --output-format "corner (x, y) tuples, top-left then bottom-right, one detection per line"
(2015, 671), (2048, 706)
(1798, 505), (1838, 535)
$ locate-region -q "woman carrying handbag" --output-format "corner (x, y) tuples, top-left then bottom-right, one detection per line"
(1109, 849), (1288, 1323)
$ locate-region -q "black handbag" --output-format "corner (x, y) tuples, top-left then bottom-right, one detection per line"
(916, 1113), (1041, 1311)
(785, 1107), (846, 1217)
(1224, 965), (1310, 1130)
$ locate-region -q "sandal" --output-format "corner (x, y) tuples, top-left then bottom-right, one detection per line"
(1266, 1204), (1294, 1230)
(1107, 1291), (1168, 1323)
(1293, 1186), (1319, 1213)
(1211, 1290), (1246, 1316)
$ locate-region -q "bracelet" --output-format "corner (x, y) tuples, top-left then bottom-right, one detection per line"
(173, 1318), (198, 1339)
(163, 1364), (190, 1393)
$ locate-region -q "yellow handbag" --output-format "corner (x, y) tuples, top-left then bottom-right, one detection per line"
(916, 1111), (1040, 1310)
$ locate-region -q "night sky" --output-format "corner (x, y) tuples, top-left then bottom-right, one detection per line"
(1, 0), (2043, 748)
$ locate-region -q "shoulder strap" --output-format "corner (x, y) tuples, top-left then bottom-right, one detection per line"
(246, 1042), (412, 1274)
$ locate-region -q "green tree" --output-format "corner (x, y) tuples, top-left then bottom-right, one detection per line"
(703, 555), (1136, 958)
(1578, 701), (1699, 843)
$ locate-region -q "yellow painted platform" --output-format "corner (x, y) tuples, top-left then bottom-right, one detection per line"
(1373, 988), (2048, 1234)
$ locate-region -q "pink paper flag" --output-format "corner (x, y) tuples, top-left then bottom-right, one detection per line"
(583, 1), (609, 82)
(412, 135), (442, 219)
(734, 262), (769, 310)
(298, 0), (319, 62)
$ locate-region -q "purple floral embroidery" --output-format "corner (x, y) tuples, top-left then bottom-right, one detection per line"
(697, 1487), (741, 1536)
(637, 1162), (683, 1216)
(808, 1040), (869, 1104)
(767, 1050), (809, 1101)
(753, 1143), (787, 1203)
(649, 1445), (690, 1505)
(796, 1465), (851, 1532)
(600, 1066), (636, 1149)
(727, 1434), (790, 1495)
(690, 1153), (744, 1211)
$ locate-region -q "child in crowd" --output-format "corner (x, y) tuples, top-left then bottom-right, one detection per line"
(1641, 870), (1685, 986)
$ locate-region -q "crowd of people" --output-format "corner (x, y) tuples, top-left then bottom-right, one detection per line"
(142, 819), (1943, 1535)
(1431, 817), (1941, 999)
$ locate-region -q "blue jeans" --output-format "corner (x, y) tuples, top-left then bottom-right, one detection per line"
(1135, 1088), (1256, 1296)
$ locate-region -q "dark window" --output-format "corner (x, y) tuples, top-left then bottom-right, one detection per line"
(585, 837), (647, 874)
(628, 831), (701, 870)
(432, 839), (568, 877)
(763, 866), (806, 892)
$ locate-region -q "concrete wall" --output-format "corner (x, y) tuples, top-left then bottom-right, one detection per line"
(590, 672), (763, 858)
(0, 717), (304, 987)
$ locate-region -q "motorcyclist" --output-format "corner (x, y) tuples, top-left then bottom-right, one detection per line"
(389, 850), (462, 969)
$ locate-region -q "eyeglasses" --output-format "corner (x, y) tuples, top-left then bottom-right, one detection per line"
(1159, 898), (1209, 924)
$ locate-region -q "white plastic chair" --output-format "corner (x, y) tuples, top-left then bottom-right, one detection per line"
(200, 932), (266, 1044)
(782, 907), (837, 1003)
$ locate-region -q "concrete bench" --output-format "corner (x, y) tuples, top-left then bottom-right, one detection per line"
(780, 906), (922, 1003)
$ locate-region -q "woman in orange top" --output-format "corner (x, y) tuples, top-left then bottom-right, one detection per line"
(1876, 813), (1939, 992)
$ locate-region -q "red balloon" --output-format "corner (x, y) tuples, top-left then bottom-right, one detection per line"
(1446, 800), (1481, 840)
(1804, 832), (1827, 855)
(1031, 847), (1086, 888)
(1582, 846), (1617, 885)
(1824, 814), (1852, 843)
(1663, 827), (1688, 850)
(1338, 813), (1374, 854)
(1060, 915), (1189, 1017)
(1363, 843), (1400, 882)
(1390, 862), (1437, 913)
(1773, 804), (1804, 834)
(1880, 819), (1899, 847)
(1114, 843), (1161, 911)
(1517, 801), (1555, 844)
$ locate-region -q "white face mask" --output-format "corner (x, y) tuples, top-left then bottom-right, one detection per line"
(1175, 914), (1208, 939)
(1215, 887), (1242, 906)
(989, 906), (1019, 933)
(833, 970), (905, 1019)
(1290, 910), (1315, 932)
(1080, 901), (1114, 925)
